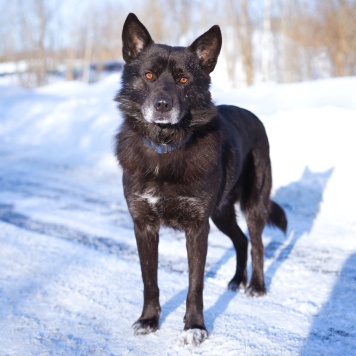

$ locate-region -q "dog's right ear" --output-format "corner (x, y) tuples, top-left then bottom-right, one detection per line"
(122, 13), (153, 63)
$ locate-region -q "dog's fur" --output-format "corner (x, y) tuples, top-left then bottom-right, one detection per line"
(115, 13), (287, 345)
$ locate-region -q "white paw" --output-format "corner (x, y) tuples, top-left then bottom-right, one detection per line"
(132, 321), (156, 335)
(132, 324), (153, 335)
(179, 328), (208, 346)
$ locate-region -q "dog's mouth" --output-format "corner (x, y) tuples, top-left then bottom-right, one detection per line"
(154, 118), (172, 125)
(152, 116), (181, 127)
(156, 122), (176, 129)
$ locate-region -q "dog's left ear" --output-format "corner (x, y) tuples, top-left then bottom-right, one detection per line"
(122, 13), (154, 63)
(189, 25), (222, 73)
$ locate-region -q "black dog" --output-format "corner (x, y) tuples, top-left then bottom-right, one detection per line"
(115, 13), (287, 345)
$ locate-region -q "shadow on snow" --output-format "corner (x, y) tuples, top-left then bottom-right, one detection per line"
(161, 166), (334, 332)
(301, 253), (356, 354)
(264, 166), (334, 288)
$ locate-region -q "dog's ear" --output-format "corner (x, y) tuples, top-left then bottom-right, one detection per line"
(189, 25), (222, 73)
(122, 13), (153, 63)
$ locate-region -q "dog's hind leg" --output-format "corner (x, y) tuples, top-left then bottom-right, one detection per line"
(245, 211), (267, 296)
(212, 203), (248, 291)
(243, 151), (271, 296)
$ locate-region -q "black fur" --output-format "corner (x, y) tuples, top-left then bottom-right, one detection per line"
(115, 13), (287, 343)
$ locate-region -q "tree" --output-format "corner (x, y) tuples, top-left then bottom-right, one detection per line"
(15, 0), (59, 87)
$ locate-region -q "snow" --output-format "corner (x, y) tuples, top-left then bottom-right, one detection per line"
(1, 74), (356, 355)
(0, 61), (28, 74)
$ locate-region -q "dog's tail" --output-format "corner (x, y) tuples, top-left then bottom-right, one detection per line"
(268, 201), (287, 234)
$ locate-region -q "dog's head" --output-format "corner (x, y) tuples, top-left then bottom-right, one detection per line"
(117, 13), (221, 129)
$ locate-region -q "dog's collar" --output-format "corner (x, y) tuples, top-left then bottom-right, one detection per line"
(142, 133), (192, 154)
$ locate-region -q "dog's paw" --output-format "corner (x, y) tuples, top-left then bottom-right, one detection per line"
(132, 317), (159, 335)
(246, 283), (266, 297)
(228, 271), (247, 291)
(228, 278), (246, 291)
(180, 328), (208, 346)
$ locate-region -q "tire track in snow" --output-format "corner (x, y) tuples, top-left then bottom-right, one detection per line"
(0, 203), (217, 275)
(0, 203), (136, 257)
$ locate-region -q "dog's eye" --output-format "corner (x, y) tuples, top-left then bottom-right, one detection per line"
(145, 72), (153, 80)
(179, 77), (188, 84)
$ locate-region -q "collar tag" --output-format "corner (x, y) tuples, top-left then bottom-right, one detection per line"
(143, 133), (192, 154)
(155, 144), (168, 154)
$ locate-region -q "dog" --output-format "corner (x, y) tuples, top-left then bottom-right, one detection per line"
(115, 13), (287, 346)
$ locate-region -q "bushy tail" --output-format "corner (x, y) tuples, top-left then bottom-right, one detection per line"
(268, 201), (287, 234)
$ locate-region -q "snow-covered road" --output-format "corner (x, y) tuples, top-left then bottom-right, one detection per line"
(1, 75), (355, 355)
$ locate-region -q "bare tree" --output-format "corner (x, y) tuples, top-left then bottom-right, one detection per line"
(14, 0), (59, 87)
(0, 0), (62, 87)
(239, 0), (255, 85)
(165, 0), (193, 44)
(262, 0), (271, 82)
(316, 0), (356, 77)
(224, 0), (255, 87)
(2, 0), (355, 88)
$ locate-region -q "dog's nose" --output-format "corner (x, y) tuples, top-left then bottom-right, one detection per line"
(153, 95), (173, 112)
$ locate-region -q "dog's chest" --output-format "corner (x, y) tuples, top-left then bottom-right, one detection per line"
(130, 187), (206, 229)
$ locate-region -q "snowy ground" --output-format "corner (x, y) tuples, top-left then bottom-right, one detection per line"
(1, 74), (356, 355)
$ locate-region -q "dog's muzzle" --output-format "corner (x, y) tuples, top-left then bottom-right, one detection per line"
(153, 95), (173, 113)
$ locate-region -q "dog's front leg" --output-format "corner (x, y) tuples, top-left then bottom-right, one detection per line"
(132, 222), (161, 335)
(181, 221), (209, 345)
